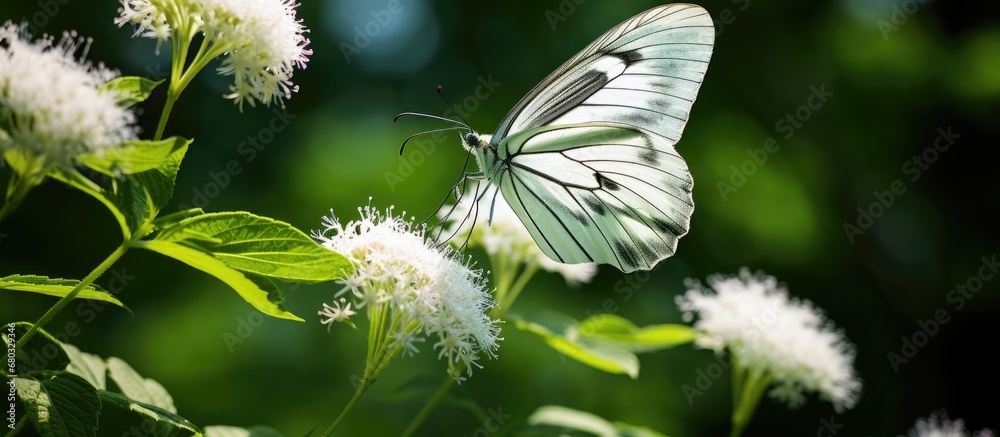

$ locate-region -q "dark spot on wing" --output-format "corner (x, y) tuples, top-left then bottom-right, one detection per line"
(582, 194), (607, 215)
(636, 239), (658, 262)
(523, 70), (608, 131)
(638, 148), (659, 166)
(614, 241), (640, 269)
(626, 111), (657, 126)
(596, 173), (620, 191)
(653, 216), (684, 236)
(615, 49), (643, 66)
(566, 205), (589, 225)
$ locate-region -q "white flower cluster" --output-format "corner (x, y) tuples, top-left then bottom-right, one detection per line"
(676, 268), (862, 411)
(443, 190), (597, 285)
(909, 412), (994, 437)
(0, 23), (136, 162)
(116, 0), (312, 108)
(316, 204), (501, 380)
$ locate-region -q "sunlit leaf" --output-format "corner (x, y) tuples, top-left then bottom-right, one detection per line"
(99, 390), (201, 436)
(16, 372), (101, 437)
(62, 344), (108, 391)
(527, 405), (617, 437)
(81, 137), (188, 177)
(515, 317), (639, 379)
(525, 405), (669, 437)
(136, 240), (303, 321)
(99, 76), (163, 108)
(107, 357), (176, 413)
(204, 425), (285, 437)
(112, 138), (190, 233)
(578, 314), (696, 353)
(0, 275), (127, 310)
(154, 211), (352, 283)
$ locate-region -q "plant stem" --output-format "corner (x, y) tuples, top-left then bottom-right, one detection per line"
(16, 241), (130, 349)
(398, 377), (455, 437)
(499, 263), (537, 312)
(153, 89), (179, 142)
(4, 416), (25, 436)
(153, 27), (223, 141)
(321, 376), (374, 437)
(411, 258), (525, 435)
(729, 365), (771, 437)
(322, 333), (408, 437)
(0, 157), (45, 223)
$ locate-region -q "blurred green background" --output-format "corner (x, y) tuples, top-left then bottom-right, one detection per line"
(2, 0), (999, 435)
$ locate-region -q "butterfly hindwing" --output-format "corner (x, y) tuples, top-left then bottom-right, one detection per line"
(498, 124), (693, 272)
(487, 4), (713, 272)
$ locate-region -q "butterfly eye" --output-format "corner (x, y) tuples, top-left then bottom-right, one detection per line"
(465, 132), (480, 147)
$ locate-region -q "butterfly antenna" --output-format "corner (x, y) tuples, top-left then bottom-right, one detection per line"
(436, 86), (473, 130)
(398, 126), (468, 155)
(394, 112), (469, 127)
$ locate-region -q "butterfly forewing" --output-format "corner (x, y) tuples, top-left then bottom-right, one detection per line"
(487, 4), (715, 272)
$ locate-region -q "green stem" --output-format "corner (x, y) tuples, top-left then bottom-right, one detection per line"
(411, 257), (525, 434)
(499, 262), (537, 312)
(153, 28), (225, 141)
(0, 157), (45, 223)
(322, 330), (409, 437)
(16, 241), (132, 349)
(4, 416), (25, 436)
(398, 377), (455, 437)
(153, 89), (179, 142)
(729, 365), (772, 437)
(320, 376), (374, 437)
(0, 177), (28, 223)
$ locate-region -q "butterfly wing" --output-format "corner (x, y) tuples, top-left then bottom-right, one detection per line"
(491, 4), (715, 272)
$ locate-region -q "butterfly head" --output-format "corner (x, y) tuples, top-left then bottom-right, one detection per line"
(461, 131), (492, 151)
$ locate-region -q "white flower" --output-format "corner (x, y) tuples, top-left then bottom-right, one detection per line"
(0, 23), (136, 163)
(909, 412), (995, 437)
(676, 268), (862, 411)
(318, 298), (356, 330)
(315, 204), (501, 380)
(115, 0), (312, 108)
(441, 190), (598, 285)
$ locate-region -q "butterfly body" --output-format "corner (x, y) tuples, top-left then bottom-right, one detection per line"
(438, 4), (715, 273)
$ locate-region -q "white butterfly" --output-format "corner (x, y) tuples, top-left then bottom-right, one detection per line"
(400, 4), (715, 273)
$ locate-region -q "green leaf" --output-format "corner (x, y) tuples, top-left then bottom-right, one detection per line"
(99, 76), (163, 108)
(112, 138), (190, 233)
(525, 406), (669, 437)
(81, 137), (189, 177)
(107, 357), (176, 413)
(154, 211), (352, 283)
(527, 405), (617, 437)
(61, 344), (108, 391)
(16, 372), (101, 437)
(4, 322), (69, 374)
(204, 425), (285, 437)
(136, 239), (303, 321)
(514, 317), (639, 379)
(3, 148), (33, 175)
(610, 423), (670, 437)
(47, 136), (189, 238)
(0, 275), (128, 310)
(98, 390), (200, 436)
(578, 315), (697, 353)
(47, 165), (130, 236)
(153, 207), (206, 229)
